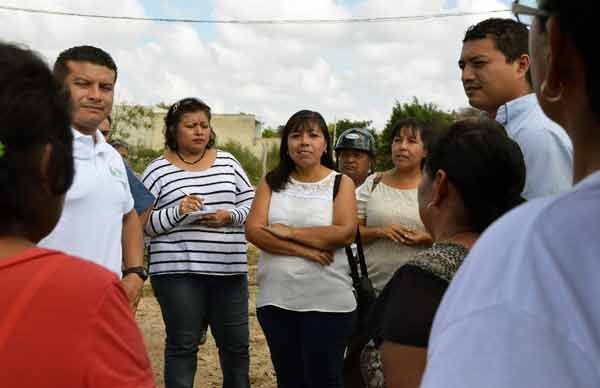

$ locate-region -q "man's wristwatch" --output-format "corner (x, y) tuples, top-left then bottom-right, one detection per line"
(122, 266), (149, 282)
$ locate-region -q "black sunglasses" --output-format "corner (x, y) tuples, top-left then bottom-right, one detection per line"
(512, 0), (552, 26)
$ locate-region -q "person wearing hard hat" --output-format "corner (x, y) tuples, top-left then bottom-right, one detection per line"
(335, 127), (376, 187)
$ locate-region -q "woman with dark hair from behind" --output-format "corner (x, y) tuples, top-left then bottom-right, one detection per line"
(361, 118), (525, 388)
(0, 43), (154, 387)
(246, 110), (357, 388)
(421, 2), (600, 387)
(141, 98), (254, 388)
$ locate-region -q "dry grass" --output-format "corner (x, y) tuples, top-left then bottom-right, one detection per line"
(135, 245), (276, 387)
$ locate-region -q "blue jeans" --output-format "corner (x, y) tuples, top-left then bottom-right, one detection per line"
(257, 305), (356, 388)
(152, 274), (250, 388)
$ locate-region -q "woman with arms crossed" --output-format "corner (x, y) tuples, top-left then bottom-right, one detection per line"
(246, 110), (357, 388)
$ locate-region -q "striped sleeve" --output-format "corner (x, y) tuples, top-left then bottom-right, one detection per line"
(227, 155), (255, 226)
(141, 158), (186, 237)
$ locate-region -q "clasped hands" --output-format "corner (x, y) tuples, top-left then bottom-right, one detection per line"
(378, 224), (432, 246)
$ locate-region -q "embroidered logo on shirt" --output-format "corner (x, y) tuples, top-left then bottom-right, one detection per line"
(109, 165), (123, 178)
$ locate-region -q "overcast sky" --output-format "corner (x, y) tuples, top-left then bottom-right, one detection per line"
(0, 0), (512, 131)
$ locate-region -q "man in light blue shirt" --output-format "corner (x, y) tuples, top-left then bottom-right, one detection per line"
(458, 18), (572, 199)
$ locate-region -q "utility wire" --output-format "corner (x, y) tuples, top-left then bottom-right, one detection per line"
(0, 4), (511, 25)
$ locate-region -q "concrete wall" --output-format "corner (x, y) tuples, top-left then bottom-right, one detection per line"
(116, 106), (269, 158)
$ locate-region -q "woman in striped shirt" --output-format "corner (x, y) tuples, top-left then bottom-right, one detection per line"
(142, 98), (254, 388)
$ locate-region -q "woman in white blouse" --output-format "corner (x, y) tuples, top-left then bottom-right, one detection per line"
(357, 118), (433, 292)
(246, 110), (357, 388)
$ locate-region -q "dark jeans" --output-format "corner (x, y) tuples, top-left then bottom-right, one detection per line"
(257, 305), (356, 388)
(152, 274), (250, 388)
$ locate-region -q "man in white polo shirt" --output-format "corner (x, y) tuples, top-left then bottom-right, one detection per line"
(40, 46), (146, 309)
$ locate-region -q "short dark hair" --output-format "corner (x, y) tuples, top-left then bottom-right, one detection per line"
(389, 118), (437, 156)
(541, 0), (599, 117)
(266, 110), (335, 192)
(53, 45), (118, 87)
(464, 18), (531, 85)
(164, 98), (215, 151)
(424, 118), (526, 233)
(0, 42), (74, 235)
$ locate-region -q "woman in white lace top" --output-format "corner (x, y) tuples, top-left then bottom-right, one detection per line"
(246, 110), (357, 388)
(357, 118), (434, 291)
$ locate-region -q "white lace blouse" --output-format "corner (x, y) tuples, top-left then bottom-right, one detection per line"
(356, 173), (427, 291)
(256, 171), (357, 313)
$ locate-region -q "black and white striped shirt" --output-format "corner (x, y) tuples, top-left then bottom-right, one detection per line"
(141, 150), (254, 276)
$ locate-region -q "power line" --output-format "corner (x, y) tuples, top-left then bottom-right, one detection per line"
(0, 4), (511, 25)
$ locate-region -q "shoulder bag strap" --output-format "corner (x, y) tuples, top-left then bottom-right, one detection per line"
(333, 173), (342, 199)
(334, 174), (361, 286)
(371, 172), (383, 192)
(345, 245), (361, 288)
(355, 226), (370, 279)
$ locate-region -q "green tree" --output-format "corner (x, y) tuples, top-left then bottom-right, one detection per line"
(128, 146), (163, 176)
(335, 119), (372, 133)
(261, 128), (280, 138)
(156, 101), (170, 110)
(218, 140), (262, 185)
(111, 104), (154, 142)
(266, 142), (280, 172)
(376, 98), (455, 170)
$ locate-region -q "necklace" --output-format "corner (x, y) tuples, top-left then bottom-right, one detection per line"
(176, 148), (207, 165)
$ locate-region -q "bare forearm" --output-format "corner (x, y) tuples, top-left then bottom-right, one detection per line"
(289, 225), (355, 250)
(139, 206), (153, 230)
(122, 210), (144, 268)
(359, 223), (382, 244)
(247, 227), (314, 258)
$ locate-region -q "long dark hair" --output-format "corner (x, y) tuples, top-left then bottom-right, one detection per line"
(164, 97), (216, 151)
(424, 118), (526, 233)
(266, 110), (335, 192)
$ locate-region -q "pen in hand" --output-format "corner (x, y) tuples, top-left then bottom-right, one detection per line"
(178, 189), (203, 214)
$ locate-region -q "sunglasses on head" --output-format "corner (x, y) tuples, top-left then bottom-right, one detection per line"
(171, 98), (211, 114)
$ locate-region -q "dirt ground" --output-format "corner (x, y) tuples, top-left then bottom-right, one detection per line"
(135, 246), (277, 388)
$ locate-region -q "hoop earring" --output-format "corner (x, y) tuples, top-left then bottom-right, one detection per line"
(541, 80), (563, 103)
(426, 202), (434, 209)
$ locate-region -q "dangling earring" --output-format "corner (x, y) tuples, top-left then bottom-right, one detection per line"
(541, 80), (563, 103)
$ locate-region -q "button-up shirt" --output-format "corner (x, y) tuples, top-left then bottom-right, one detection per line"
(40, 128), (134, 276)
(496, 93), (573, 199)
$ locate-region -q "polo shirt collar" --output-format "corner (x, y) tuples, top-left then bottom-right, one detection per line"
(495, 93), (537, 128)
(72, 127), (113, 159)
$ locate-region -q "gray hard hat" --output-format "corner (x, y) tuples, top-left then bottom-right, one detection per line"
(335, 127), (376, 156)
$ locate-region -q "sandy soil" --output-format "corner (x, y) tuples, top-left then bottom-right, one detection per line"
(135, 246), (276, 388)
